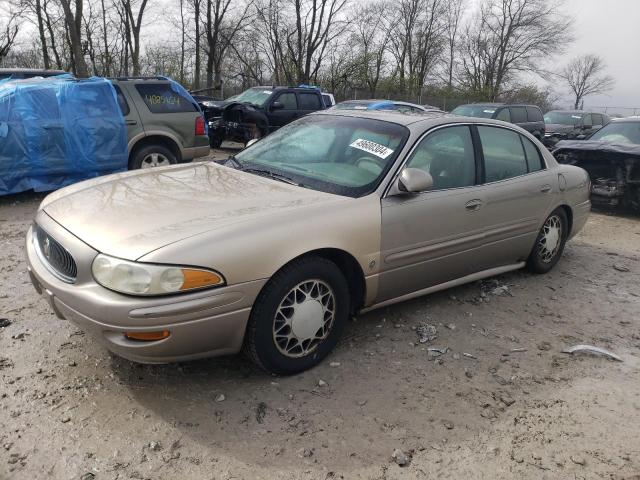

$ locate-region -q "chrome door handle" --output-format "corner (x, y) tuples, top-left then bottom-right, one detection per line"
(125, 120), (137, 125)
(465, 199), (483, 211)
(539, 184), (552, 193)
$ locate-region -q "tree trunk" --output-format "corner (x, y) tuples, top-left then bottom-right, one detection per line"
(35, 0), (50, 69)
(60, 0), (89, 77)
(194, 0), (201, 88)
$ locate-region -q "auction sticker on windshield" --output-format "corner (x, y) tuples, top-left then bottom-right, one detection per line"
(349, 139), (394, 159)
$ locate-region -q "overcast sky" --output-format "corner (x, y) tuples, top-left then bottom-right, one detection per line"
(551, 0), (640, 113)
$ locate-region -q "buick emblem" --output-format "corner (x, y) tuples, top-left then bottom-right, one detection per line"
(43, 237), (51, 260)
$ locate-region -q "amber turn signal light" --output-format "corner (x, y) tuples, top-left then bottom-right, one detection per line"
(180, 269), (223, 291)
(124, 330), (170, 342)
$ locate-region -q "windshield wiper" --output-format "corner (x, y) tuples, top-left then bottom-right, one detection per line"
(242, 167), (303, 187)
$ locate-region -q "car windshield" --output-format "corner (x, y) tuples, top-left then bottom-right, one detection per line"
(231, 88), (273, 107)
(543, 112), (583, 125)
(233, 115), (409, 197)
(451, 105), (496, 118)
(589, 121), (640, 144)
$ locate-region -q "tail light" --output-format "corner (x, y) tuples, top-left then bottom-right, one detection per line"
(195, 115), (206, 136)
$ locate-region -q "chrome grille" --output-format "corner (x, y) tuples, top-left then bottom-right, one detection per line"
(35, 226), (77, 282)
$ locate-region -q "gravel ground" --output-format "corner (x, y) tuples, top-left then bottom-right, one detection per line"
(1, 164), (640, 479)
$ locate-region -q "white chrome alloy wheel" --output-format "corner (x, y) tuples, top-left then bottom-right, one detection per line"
(273, 280), (336, 358)
(141, 152), (171, 168)
(538, 215), (562, 263)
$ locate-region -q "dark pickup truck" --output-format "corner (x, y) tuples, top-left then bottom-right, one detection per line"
(199, 86), (327, 147)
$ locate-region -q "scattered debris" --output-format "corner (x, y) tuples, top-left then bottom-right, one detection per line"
(61, 416), (71, 423)
(80, 473), (95, 480)
(570, 455), (586, 466)
(445, 323), (456, 330)
(0, 357), (13, 369)
(391, 448), (410, 466)
(329, 362), (341, 367)
(562, 345), (622, 362)
(149, 441), (161, 451)
(613, 264), (630, 273)
(443, 421), (454, 430)
(510, 348), (527, 353)
(427, 347), (448, 355)
(0, 318), (11, 328)
(215, 394), (226, 402)
(416, 323), (437, 343)
(256, 402), (267, 424)
(357, 400), (367, 406)
(463, 352), (477, 359)
(298, 447), (314, 458)
(537, 342), (552, 351)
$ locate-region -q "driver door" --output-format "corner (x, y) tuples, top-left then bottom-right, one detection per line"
(377, 125), (487, 302)
(266, 92), (299, 132)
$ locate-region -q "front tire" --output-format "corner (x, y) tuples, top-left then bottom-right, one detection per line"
(526, 208), (568, 273)
(244, 257), (350, 375)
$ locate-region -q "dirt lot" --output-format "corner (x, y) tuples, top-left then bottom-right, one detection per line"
(1, 170), (640, 479)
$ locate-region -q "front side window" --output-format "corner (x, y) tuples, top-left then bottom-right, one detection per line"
(405, 126), (476, 190)
(582, 113), (593, 127)
(135, 83), (197, 114)
(478, 126), (528, 182)
(592, 113), (604, 126)
(496, 108), (511, 122)
(543, 111), (583, 125)
(275, 92), (297, 110)
(234, 115), (409, 197)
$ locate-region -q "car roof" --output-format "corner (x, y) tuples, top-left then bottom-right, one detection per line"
(546, 109), (605, 114)
(0, 68), (66, 75)
(611, 117), (640, 123)
(313, 109), (462, 127)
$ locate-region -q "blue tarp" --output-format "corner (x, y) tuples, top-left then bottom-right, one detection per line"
(0, 76), (128, 195)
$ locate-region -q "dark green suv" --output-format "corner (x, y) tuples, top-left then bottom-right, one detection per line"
(110, 77), (210, 169)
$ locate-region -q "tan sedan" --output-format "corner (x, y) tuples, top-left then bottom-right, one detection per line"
(26, 110), (590, 374)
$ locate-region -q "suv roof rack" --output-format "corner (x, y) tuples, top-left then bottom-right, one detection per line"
(109, 76), (171, 81)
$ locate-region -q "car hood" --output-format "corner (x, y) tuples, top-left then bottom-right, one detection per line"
(545, 124), (576, 134)
(42, 162), (344, 260)
(553, 140), (640, 156)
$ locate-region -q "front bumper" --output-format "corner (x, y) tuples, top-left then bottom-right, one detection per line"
(26, 212), (265, 364)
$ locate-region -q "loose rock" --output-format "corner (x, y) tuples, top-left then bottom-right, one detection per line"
(391, 448), (410, 466)
(215, 394), (226, 402)
(416, 323), (437, 344)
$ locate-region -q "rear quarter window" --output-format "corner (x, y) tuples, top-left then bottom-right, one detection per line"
(134, 83), (197, 114)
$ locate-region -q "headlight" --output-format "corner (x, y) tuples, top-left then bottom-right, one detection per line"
(92, 254), (225, 296)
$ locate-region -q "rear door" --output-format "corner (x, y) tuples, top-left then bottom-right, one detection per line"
(112, 84), (144, 147)
(297, 91), (324, 116)
(473, 125), (555, 270)
(378, 125), (487, 301)
(526, 106), (544, 138)
(509, 106), (529, 131)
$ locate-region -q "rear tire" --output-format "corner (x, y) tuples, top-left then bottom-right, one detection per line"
(526, 208), (568, 274)
(129, 145), (176, 170)
(243, 257), (350, 375)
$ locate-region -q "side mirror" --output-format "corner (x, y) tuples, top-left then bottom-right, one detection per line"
(271, 101), (284, 110)
(397, 168), (434, 193)
(245, 138), (260, 148)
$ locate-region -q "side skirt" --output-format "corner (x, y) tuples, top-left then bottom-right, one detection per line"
(359, 262), (525, 314)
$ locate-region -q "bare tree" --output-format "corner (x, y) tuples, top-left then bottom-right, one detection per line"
(120, 0), (148, 76)
(443, 0), (464, 89)
(59, 0), (89, 76)
(458, 0), (572, 100)
(0, 2), (21, 64)
(561, 54), (614, 109)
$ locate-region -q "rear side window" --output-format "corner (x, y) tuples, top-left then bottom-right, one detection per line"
(582, 113), (593, 127)
(276, 92), (297, 110)
(478, 126), (528, 182)
(112, 85), (130, 116)
(322, 94), (332, 107)
(298, 92), (322, 110)
(526, 106), (543, 122)
(521, 136), (544, 172)
(592, 113), (604, 126)
(510, 107), (527, 123)
(135, 83), (197, 113)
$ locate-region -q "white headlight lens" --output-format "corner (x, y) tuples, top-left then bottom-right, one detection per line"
(91, 254), (224, 296)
